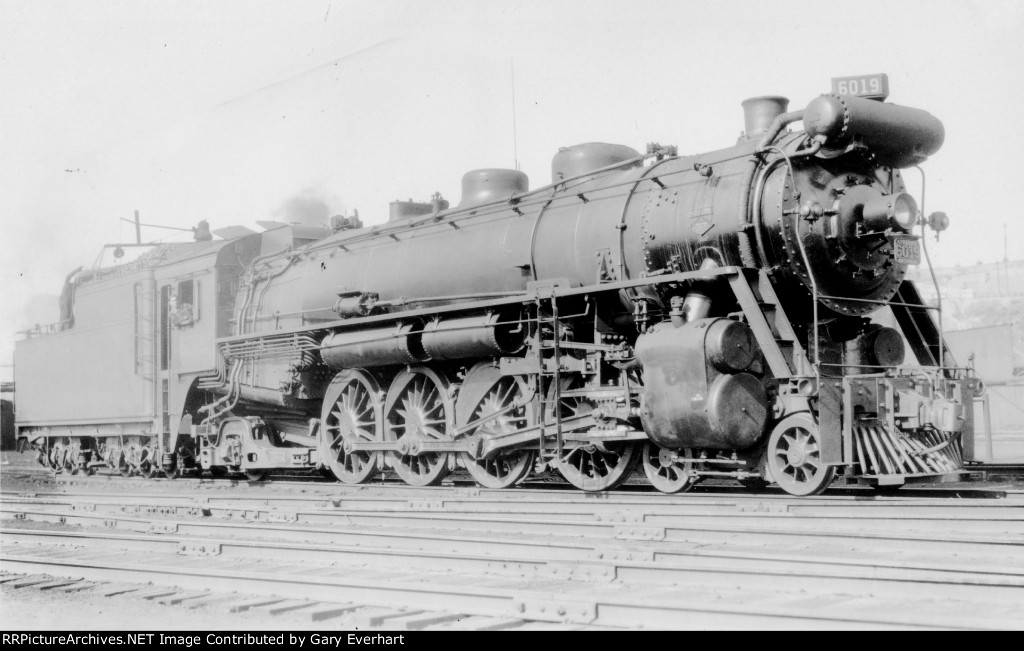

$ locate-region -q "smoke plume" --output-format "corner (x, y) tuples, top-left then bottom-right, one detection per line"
(272, 186), (345, 227)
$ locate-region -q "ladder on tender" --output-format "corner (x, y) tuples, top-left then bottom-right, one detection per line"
(533, 288), (564, 464)
(135, 281), (157, 381)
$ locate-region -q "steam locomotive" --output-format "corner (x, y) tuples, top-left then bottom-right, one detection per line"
(15, 75), (981, 496)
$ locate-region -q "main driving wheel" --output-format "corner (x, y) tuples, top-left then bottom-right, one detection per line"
(385, 367), (454, 487)
(320, 370), (383, 484)
(457, 364), (535, 489)
(766, 413), (836, 497)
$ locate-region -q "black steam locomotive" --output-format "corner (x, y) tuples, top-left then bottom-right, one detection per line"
(16, 74), (980, 496)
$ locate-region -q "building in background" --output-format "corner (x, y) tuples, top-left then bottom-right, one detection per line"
(908, 259), (1024, 460)
(944, 324), (1015, 383)
(909, 258), (1024, 378)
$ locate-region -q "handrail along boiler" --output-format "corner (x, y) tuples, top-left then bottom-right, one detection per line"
(14, 74), (979, 495)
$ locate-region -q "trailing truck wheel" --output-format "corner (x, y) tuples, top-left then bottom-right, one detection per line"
(457, 366), (535, 489)
(642, 443), (699, 494)
(320, 370), (383, 485)
(137, 456), (158, 480)
(245, 470), (268, 482)
(384, 367), (455, 487)
(766, 413), (835, 497)
(48, 448), (64, 474)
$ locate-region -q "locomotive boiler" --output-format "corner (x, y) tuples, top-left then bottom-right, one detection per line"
(15, 75), (981, 496)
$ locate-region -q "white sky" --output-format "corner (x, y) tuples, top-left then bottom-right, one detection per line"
(2, 0), (1023, 375)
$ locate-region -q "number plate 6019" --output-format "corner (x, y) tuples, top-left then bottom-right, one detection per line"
(894, 237), (921, 265)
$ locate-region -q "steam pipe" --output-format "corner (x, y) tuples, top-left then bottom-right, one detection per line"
(756, 110), (805, 154)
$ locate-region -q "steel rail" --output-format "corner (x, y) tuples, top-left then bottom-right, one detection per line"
(5, 493), (1024, 523)
(27, 484), (1024, 505)
(4, 503), (1022, 555)
(42, 464), (1021, 497)
(29, 478), (1024, 505)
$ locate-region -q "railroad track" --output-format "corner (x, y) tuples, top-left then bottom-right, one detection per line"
(3, 484), (1023, 629)
(9, 457), (1024, 495)
(2, 487), (1024, 524)
(12, 467), (1022, 500)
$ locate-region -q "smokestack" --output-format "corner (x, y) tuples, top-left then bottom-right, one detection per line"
(741, 96), (789, 141)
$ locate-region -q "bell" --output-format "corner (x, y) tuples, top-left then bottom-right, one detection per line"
(193, 220), (213, 242)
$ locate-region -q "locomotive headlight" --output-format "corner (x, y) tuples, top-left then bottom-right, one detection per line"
(890, 193), (918, 231)
(863, 192), (918, 233)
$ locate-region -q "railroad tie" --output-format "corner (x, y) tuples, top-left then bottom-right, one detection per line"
(348, 608), (426, 629)
(92, 583), (144, 598)
(6, 575), (53, 589)
(181, 595), (247, 610)
(382, 611), (465, 630)
(36, 577), (85, 591)
(136, 587), (183, 601)
(247, 599), (319, 616)
(58, 581), (100, 593)
(440, 616), (525, 631)
(227, 597), (287, 613)
(155, 590), (211, 605)
(304, 603), (363, 622)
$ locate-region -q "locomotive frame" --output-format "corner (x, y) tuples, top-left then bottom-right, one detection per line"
(15, 80), (981, 497)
